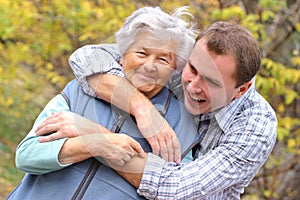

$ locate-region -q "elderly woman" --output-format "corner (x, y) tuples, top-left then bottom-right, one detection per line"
(8, 6), (198, 200)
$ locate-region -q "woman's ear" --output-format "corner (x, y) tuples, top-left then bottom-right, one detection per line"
(234, 81), (252, 99)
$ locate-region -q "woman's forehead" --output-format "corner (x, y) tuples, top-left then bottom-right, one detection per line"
(128, 33), (177, 53)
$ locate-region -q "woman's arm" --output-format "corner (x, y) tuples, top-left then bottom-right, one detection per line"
(15, 95), (72, 174)
(16, 94), (144, 175)
(59, 132), (145, 166)
(36, 111), (145, 166)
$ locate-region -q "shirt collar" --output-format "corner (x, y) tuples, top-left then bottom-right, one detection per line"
(151, 87), (171, 115)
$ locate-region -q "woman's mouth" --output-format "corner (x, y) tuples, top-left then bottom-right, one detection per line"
(137, 73), (156, 83)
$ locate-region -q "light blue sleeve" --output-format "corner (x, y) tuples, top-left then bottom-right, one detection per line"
(15, 94), (72, 175)
(181, 150), (193, 163)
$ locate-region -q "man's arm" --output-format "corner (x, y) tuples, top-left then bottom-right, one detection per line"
(109, 112), (278, 199)
(69, 43), (124, 97)
(107, 154), (149, 188)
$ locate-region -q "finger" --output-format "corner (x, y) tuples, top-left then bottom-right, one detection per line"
(36, 120), (48, 133)
(38, 132), (60, 143)
(41, 113), (60, 124)
(148, 137), (160, 156)
(36, 124), (58, 136)
(131, 141), (145, 158)
(36, 114), (60, 132)
(158, 137), (169, 161)
(110, 154), (126, 167)
(172, 137), (181, 164)
(122, 154), (131, 163)
(165, 139), (175, 162)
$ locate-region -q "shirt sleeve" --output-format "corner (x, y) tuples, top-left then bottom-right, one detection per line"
(138, 110), (277, 199)
(69, 43), (124, 97)
(15, 94), (72, 175)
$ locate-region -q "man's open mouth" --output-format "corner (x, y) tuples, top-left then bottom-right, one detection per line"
(190, 95), (206, 103)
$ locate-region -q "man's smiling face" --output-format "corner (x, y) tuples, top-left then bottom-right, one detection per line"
(181, 39), (244, 115)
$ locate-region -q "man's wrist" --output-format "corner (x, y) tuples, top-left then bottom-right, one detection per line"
(128, 89), (153, 117)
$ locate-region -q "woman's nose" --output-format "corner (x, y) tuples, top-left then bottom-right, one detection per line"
(143, 57), (157, 72)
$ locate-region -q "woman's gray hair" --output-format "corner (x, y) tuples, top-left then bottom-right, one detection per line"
(115, 6), (197, 70)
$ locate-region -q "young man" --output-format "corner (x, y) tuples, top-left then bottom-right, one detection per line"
(62, 21), (278, 199)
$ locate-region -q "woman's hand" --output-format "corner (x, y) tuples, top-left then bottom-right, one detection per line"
(82, 133), (145, 166)
(36, 111), (145, 165)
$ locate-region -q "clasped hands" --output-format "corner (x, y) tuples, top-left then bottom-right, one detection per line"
(36, 111), (181, 166)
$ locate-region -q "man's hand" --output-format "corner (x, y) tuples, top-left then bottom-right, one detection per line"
(134, 105), (181, 164)
(36, 111), (111, 142)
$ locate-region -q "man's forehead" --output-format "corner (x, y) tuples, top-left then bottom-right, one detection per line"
(190, 40), (219, 73)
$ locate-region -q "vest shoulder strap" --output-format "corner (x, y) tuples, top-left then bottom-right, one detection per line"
(61, 92), (70, 108)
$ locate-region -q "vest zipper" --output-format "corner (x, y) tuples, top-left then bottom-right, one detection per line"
(71, 159), (100, 200)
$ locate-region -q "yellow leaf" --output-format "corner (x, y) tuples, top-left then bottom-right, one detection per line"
(261, 10), (275, 21)
(5, 97), (14, 107)
(285, 89), (298, 105)
(277, 103), (285, 113)
(277, 127), (290, 142)
(264, 190), (271, 198)
(287, 138), (296, 149)
(296, 22), (300, 32)
(46, 63), (54, 71)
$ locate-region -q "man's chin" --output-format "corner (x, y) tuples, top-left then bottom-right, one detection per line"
(184, 101), (201, 115)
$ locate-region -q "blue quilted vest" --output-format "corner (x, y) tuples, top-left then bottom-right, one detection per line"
(8, 80), (198, 200)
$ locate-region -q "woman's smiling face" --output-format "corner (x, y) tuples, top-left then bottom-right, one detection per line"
(120, 33), (177, 98)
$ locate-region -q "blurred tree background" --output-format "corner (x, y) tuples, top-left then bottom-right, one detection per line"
(0, 0), (299, 199)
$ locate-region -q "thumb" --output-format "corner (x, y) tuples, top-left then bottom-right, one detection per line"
(132, 141), (145, 158)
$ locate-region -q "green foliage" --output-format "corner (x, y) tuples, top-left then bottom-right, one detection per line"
(256, 58), (300, 105)
(211, 6), (246, 22)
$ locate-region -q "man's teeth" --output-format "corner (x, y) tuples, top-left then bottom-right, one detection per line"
(190, 95), (205, 102)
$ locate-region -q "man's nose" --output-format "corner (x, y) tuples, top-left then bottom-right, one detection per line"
(189, 76), (204, 93)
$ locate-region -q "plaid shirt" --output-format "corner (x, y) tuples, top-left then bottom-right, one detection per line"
(138, 86), (277, 199)
(69, 44), (278, 200)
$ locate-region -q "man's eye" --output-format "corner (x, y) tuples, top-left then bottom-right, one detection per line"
(189, 64), (197, 74)
(207, 79), (217, 86)
(204, 77), (220, 87)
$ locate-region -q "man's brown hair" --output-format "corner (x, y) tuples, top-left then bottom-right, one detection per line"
(196, 21), (261, 87)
